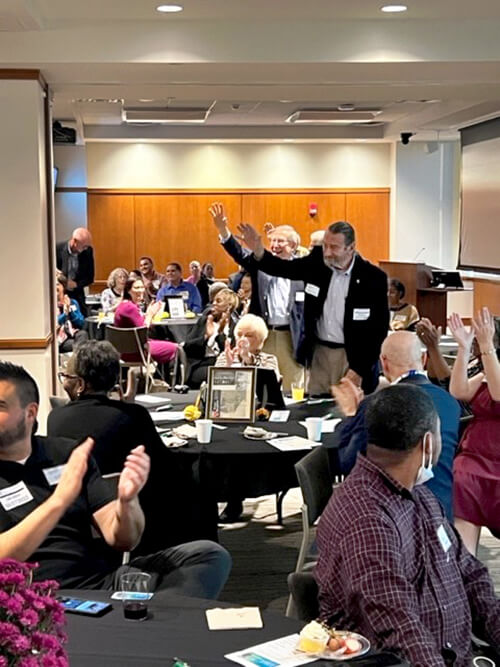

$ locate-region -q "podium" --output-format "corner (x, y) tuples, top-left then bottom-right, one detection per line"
(379, 261), (451, 329)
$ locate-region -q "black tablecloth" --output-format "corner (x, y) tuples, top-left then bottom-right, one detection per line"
(85, 316), (199, 344)
(63, 590), (408, 666)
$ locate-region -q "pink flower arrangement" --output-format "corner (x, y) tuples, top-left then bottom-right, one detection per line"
(0, 559), (68, 666)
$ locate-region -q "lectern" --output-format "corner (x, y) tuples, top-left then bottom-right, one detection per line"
(379, 261), (453, 329)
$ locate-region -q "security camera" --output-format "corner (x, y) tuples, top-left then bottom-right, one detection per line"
(400, 132), (414, 145)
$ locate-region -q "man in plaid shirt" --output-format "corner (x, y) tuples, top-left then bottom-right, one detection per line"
(315, 384), (500, 666)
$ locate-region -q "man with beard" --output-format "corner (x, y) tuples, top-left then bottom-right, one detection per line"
(234, 220), (389, 394)
(0, 362), (231, 596)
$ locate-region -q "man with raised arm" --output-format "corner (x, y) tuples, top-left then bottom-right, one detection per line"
(223, 215), (389, 394)
(0, 362), (231, 597)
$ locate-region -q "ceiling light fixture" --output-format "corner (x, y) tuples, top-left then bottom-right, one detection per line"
(156, 4), (183, 13)
(380, 5), (408, 12)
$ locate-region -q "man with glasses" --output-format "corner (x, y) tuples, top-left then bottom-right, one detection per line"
(56, 227), (95, 315)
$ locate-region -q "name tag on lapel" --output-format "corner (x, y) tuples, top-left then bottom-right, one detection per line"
(353, 308), (370, 321)
(295, 291), (305, 302)
(437, 524), (452, 553)
(0, 481), (34, 511)
(43, 465), (66, 486)
(305, 283), (320, 298)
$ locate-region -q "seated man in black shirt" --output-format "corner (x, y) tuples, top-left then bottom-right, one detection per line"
(0, 362), (231, 597)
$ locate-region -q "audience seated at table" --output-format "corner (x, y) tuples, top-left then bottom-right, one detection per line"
(156, 262), (202, 313)
(315, 383), (500, 666)
(389, 278), (420, 331)
(333, 331), (461, 521)
(0, 361), (230, 598)
(185, 259), (212, 308)
(56, 274), (88, 353)
(114, 277), (178, 364)
(216, 313), (280, 381)
(101, 267), (128, 314)
(139, 256), (163, 301)
(48, 340), (216, 550)
(448, 308), (500, 555)
(184, 288), (240, 388)
(237, 273), (252, 316)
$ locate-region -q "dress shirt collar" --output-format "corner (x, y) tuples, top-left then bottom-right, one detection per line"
(391, 369), (428, 385)
(358, 454), (413, 501)
(332, 252), (356, 278)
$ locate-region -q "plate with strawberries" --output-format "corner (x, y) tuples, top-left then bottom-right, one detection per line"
(297, 621), (370, 661)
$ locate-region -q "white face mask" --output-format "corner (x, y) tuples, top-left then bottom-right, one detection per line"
(415, 438), (434, 486)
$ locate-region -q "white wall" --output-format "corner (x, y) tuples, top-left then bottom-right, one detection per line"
(54, 145), (88, 241)
(393, 141), (460, 269)
(86, 142), (391, 189)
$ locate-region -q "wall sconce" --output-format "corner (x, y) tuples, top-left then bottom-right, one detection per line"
(309, 202), (318, 217)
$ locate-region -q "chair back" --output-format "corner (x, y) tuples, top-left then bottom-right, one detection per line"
(295, 446), (333, 526)
(105, 325), (148, 357)
(49, 395), (69, 409)
(287, 572), (319, 621)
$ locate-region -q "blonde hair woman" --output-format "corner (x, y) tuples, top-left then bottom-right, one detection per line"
(101, 267), (129, 314)
(216, 313), (280, 380)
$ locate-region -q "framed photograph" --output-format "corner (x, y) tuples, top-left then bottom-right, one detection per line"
(166, 296), (185, 319)
(206, 366), (256, 423)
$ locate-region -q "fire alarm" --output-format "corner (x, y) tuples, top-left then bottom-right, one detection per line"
(309, 202), (318, 217)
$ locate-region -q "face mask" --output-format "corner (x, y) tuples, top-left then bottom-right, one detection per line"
(415, 438), (434, 486)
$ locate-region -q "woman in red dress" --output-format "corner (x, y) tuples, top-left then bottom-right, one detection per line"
(114, 277), (178, 364)
(448, 307), (500, 555)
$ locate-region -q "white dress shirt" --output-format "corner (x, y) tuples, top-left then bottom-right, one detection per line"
(316, 256), (355, 344)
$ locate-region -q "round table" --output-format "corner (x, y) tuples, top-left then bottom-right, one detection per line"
(85, 315), (199, 344)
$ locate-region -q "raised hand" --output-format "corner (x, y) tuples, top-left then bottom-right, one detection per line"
(472, 307), (496, 352)
(263, 222), (275, 236)
(53, 438), (94, 507)
(209, 202), (229, 235)
(416, 318), (441, 351)
(235, 223), (264, 254)
(205, 313), (217, 339)
(118, 445), (150, 503)
(448, 312), (474, 351)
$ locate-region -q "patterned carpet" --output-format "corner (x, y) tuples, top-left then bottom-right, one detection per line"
(218, 489), (500, 613)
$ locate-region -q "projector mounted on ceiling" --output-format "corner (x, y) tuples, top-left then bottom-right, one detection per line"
(122, 107), (211, 124)
(286, 109), (381, 124)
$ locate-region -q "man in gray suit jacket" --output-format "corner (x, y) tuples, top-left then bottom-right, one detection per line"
(209, 203), (305, 392)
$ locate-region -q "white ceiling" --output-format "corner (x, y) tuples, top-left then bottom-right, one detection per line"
(3, 0), (500, 142)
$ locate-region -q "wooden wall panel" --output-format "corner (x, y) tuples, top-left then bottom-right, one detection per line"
(241, 193), (346, 249)
(88, 195), (135, 281)
(134, 194), (241, 279)
(345, 192), (390, 266)
(473, 278), (500, 315)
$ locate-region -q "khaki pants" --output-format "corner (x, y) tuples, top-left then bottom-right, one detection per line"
(308, 344), (348, 395)
(263, 329), (304, 392)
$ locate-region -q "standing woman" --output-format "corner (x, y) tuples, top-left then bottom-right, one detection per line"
(101, 267), (128, 314)
(448, 307), (500, 555)
(114, 277), (178, 364)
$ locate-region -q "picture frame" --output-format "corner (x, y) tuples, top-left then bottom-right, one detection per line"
(206, 366), (256, 423)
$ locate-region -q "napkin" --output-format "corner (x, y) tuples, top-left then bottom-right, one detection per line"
(206, 607), (263, 630)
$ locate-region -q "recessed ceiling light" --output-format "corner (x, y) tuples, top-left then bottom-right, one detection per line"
(156, 4), (183, 13)
(380, 5), (408, 12)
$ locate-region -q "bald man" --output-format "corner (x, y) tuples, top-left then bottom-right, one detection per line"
(56, 228), (95, 314)
(332, 331), (461, 520)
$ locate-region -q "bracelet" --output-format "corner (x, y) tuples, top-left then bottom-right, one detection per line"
(480, 348), (496, 356)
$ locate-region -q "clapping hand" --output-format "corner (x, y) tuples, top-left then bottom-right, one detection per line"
(205, 313), (217, 339)
(53, 438), (94, 507)
(416, 318), (442, 351)
(332, 378), (364, 417)
(223, 338), (235, 366)
(472, 307), (496, 352)
(118, 446), (150, 503)
(448, 312), (474, 351)
(235, 223), (264, 255)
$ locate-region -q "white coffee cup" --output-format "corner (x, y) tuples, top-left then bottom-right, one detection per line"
(196, 419), (213, 444)
(305, 417), (322, 442)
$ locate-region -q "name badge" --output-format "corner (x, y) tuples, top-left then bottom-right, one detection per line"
(0, 482), (34, 511)
(437, 524), (452, 553)
(295, 291), (305, 303)
(43, 464), (65, 486)
(353, 308), (370, 321)
(305, 283), (320, 298)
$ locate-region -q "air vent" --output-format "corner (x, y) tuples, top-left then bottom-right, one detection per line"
(122, 107), (210, 124)
(287, 110), (381, 124)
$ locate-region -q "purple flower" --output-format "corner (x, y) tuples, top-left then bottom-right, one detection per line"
(19, 608), (40, 628)
(32, 580), (59, 596)
(0, 620), (22, 643)
(0, 657), (8, 667)
(0, 558), (35, 575)
(18, 658), (39, 667)
(5, 591), (25, 615)
(9, 633), (31, 653)
(32, 631), (61, 652)
(0, 571), (25, 587)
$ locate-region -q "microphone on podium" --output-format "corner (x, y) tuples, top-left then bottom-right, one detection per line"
(412, 247), (426, 261)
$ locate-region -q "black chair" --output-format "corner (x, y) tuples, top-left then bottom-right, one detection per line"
(287, 571), (319, 621)
(286, 446), (334, 616)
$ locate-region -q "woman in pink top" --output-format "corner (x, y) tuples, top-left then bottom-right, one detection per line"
(114, 277), (178, 364)
(186, 260), (201, 285)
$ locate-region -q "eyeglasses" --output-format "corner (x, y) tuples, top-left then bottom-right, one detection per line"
(57, 372), (79, 383)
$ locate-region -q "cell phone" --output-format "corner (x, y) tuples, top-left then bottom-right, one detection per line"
(57, 595), (112, 617)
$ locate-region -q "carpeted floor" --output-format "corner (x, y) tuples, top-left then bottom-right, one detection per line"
(218, 489), (500, 613)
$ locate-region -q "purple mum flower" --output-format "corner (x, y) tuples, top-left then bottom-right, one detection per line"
(18, 658), (39, 667)
(5, 591), (25, 615)
(0, 620), (22, 643)
(0, 571), (25, 587)
(0, 657), (8, 667)
(9, 633), (31, 653)
(32, 631), (61, 652)
(19, 608), (40, 628)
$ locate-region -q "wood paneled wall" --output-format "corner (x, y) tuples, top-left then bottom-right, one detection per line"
(88, 189), (390, 282)
(472, 277), (500, 315)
